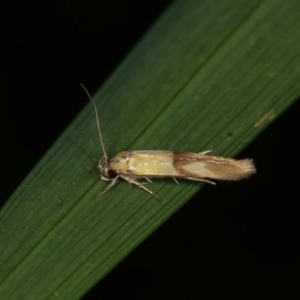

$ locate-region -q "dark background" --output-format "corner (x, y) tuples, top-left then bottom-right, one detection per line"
(1, 1), (299, 299)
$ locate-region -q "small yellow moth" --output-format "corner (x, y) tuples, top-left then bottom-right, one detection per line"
(82, 85), (256, 199)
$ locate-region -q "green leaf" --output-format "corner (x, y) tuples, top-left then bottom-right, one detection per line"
(1, 0), (300, 298)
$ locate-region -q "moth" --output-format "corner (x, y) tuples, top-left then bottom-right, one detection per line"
(82, 85), (256, 199)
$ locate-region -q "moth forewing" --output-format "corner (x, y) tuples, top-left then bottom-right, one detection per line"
(172, 152), (256, 181)
(108, 151), (256, 181)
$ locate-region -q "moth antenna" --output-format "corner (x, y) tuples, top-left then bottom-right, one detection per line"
(80, 83), (108, 160)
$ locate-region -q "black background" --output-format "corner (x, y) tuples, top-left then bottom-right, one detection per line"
(1, 1), (299, 299)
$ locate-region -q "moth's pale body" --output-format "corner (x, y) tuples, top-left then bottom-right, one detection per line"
(108, 150), (255, 181)
(81, 84), (256, 199)
(99, 150), (256, 199)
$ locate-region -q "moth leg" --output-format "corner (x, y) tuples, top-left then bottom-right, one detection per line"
(120, 175), (160, 201)
(96, 175), (119, 196)
(199, 150), (212, 155)
(125, 177), (152, 184)
(145, 177), (153, 183)
(184, 176), (216, 185)
(173, 177), (179, 184)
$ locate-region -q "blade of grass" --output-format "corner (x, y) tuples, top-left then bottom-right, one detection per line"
(1, 0), (300, 299)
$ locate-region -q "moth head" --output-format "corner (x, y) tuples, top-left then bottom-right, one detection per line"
(99, 155), (116, 180)
(98, 155), (109, 178)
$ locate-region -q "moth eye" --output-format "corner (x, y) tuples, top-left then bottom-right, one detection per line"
(107, 169), (117, 178)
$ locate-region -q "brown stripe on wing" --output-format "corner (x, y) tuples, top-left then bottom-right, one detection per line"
(173, 152), (256, 181)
